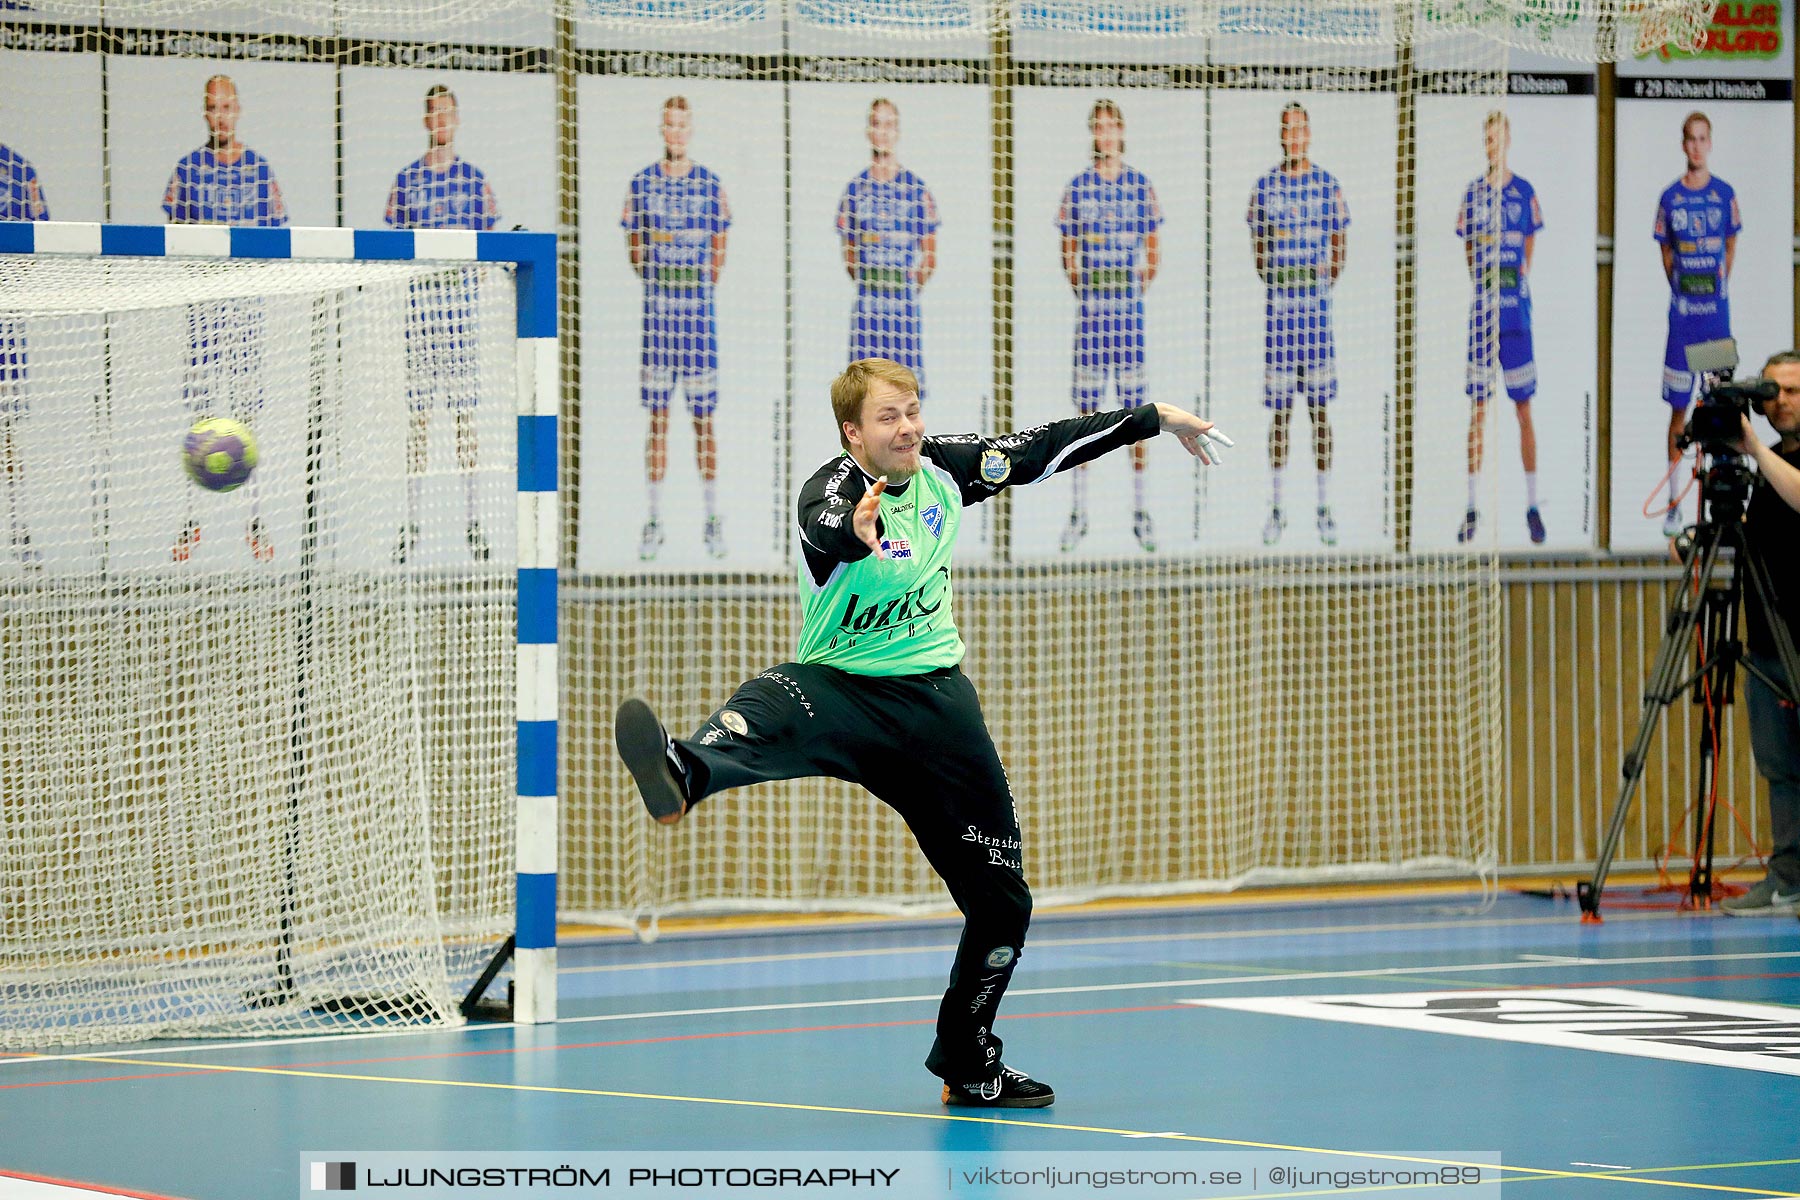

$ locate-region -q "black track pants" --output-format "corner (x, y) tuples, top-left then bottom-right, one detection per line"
(671, 661), (1032, 1085)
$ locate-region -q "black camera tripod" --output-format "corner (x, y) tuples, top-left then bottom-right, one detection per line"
(1579, 454), (1800, 920)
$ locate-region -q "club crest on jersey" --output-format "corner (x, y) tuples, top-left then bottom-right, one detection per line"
(980, 450), (1011, 484)
(921, 502), (944, 539)
(881, 538), (913, 559)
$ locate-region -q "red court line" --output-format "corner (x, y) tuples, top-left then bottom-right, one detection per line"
(0, 1167), (190, 1200)
(0, 1004), (1190, 1092)
(273, 1003), (1194, 1072)
(13, 977), (1799, 1095)
(0, 1067), (230, 1092)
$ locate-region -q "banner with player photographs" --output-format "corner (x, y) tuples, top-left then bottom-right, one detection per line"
(0, 26), (559, 575)
(1207, 83), (1398, 557)
(1009, 81), (1210, 561)
(107, 57), (336, 227)
(1007, 19), (1402, 561)
(1611, 3), (1795, 553)
(0, 48), (102, 223)
(1008, 62), (1399, 561)
(1412, 73), (1600, 554)
(341, 69), (555, 232)
(575, 74), (789, 574)
(89, 57), (331, 569)
(341, 67), (555, 570)
(788, 77), (996, 560)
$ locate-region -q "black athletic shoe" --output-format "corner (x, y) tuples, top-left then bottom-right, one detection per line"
(615, 698), (689, 825)
(942, 1065), (1055, 1109)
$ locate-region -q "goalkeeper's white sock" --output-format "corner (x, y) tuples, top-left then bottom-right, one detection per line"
(1315, 471), (1329, 510)
(1131, 464), (1145, 511)
(463, 472), (478, 525)
(407, 474), (424, 519)
(647, 479), (662, 521)
(1270, 467), (1284, 510)
(702, 478), (717, 519)
(1071, 464), (1087, 515)
(1667, 471), (1680, 511)
(1525, 472), (1538, 509)
(1467, 473), (1479, 511)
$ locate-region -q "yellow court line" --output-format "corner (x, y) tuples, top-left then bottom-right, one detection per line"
(70, 1055), (1800, 1195)
(560, 911), (1670, 974)
(1474, 1160), (1800, 1198)
(565, 874), (1670, 940)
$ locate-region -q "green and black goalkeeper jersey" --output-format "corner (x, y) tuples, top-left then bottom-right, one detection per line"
(793, 405), (1160, 676)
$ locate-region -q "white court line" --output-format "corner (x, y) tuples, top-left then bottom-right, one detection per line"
(558, 912), (1645, 975)
(0, 1017), (519, 1068)
(8, 946), (1799, 1069)
(6, 911), (1629, 1065)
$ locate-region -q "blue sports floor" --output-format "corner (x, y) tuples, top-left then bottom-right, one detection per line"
(4, 886), (1800, 1199)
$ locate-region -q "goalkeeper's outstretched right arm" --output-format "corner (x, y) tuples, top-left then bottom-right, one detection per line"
(922, 403), (1230, 507)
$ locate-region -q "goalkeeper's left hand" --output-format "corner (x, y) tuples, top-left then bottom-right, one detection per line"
(1153, 403), (1233, 466)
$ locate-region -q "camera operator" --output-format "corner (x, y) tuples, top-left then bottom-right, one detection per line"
(1720, 350), (1800, 915)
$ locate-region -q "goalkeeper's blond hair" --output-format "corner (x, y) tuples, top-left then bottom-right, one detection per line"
(832, 358), (920, 451)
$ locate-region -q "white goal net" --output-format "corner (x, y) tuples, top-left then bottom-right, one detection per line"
(0, 255), (518, 1047)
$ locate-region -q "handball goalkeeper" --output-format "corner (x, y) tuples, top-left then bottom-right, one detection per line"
(615, 356), (1229, 1108)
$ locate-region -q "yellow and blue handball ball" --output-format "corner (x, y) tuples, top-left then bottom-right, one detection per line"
(182, 417), (259, 492)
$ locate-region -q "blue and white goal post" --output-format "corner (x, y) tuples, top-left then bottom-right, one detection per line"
(0, 221), (559, 1033)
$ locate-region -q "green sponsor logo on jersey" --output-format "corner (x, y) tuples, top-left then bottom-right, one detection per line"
(1084, 267), (1134, 294)
(1269, 264), (1319, 289)
(1497, 266), (1520, 292)
(1678, 271), (1719, 296)
(653, 265), (705, 288)
(859, 266), (911, 291)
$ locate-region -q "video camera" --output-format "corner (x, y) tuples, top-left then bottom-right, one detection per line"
(1679, 338), (1778, 456)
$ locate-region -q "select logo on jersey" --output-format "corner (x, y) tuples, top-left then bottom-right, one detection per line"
(719, 710), (748, 736)
(881, 538), (913, 560)
(979, 450), (1011, 484)
(921, 503), (944, 539)
(984, 946), (1015, 969)
(1187, 989), (1800, 1078)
